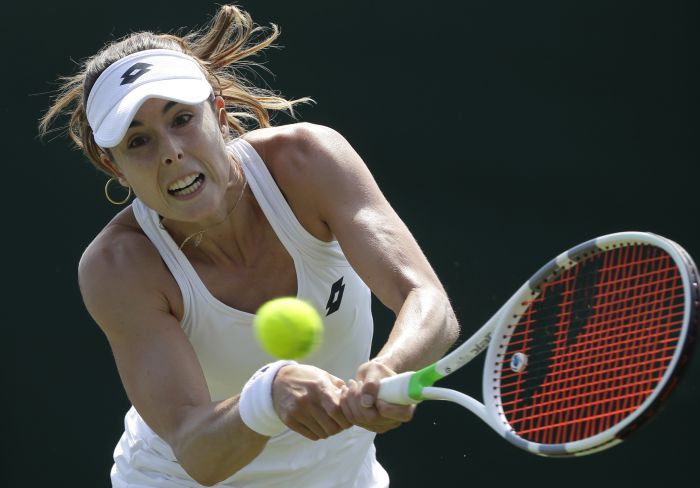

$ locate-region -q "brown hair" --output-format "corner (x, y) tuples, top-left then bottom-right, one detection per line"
(39, 5), (310, 175)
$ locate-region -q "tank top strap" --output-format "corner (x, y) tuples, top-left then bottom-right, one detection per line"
(131, 198), (200, 332)
(229, 137), (350, 268)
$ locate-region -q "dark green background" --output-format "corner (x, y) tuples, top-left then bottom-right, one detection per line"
(8, 1), (698, 486)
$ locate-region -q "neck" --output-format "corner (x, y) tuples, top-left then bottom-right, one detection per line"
(179, 179), (248, 250)
(161, 175), (248, 252)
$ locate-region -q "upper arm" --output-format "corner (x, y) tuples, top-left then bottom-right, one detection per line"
(259, 123), (445, 314)
(78, 228), (211, 444)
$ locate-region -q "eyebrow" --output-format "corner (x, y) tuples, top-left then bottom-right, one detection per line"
(128, 101), (180, 128)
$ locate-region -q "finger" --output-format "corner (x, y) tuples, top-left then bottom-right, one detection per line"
(322, 390), (352, 430)
(340, 384), (362, 426)
(376, 399), (415, 423)
(354, 381), (382, 423)
(309, 381), (349, 436)
(281, 394), (333, 440)
(341, 380), (365, 423)
(359, 380), (380, 408)
(317, 379), (351, 431)
(346, 380), (383, 426)
(357, 370), (414, 424)
(338, 377), (407, 433)
(309, 403), (346, 437)
(297, 404), (337, 439)
(329, 375), (346, 389)
(339, 385), (353, 421)
(284, 417), (321, 441)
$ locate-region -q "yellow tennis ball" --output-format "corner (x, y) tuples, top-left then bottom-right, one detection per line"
(253, 297), (323, 360)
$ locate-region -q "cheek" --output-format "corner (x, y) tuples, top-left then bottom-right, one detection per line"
(202, 108), (229, 143)
(111, 144), (157, 172)
(111, 158), (159, 197)
(191, 121), (231, 162)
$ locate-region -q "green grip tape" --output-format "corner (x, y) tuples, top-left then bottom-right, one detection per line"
(408, 364), (444, 401)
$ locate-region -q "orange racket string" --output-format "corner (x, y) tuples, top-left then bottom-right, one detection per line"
(497, 244), (684, 444)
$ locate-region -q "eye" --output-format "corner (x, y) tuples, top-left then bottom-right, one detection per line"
(127, 135), (149, 149)
(174, 113), (193, 127)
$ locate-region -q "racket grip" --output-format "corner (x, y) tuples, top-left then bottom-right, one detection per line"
(378, 372), (418, 405)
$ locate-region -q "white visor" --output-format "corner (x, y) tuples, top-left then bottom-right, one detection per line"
(86, 49), (213, 148)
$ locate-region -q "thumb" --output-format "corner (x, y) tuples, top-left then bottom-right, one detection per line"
(360, 380), (379, 408)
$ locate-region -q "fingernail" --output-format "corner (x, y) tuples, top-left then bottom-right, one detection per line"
(361, 394), (374, 408)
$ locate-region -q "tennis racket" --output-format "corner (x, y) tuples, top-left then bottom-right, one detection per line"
(378, 231), (699, 456)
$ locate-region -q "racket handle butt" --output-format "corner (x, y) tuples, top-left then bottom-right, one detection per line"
(378, 371), (417, 405)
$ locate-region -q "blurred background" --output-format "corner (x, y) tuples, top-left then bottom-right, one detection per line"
(7, 0), (698, 486)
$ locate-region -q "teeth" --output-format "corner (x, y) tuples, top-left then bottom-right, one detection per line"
(169, 174), (199, 192)
(178, 177), (203, 195)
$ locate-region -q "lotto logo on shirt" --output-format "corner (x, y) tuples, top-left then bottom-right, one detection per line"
(326, 277), (345, 316)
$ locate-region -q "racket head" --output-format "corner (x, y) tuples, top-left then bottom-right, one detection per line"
(483, 232), (699, 456)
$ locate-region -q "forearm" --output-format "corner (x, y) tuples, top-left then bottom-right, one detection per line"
(373, 286), (459, 373)
(169, 396), (268, 486)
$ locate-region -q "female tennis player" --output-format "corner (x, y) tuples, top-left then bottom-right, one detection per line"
(40, 5), (459, 487)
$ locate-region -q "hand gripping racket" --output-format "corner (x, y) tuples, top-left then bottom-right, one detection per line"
(379, 232), (699, 456)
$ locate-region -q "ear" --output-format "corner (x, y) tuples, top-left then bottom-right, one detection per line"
(99, 152), (128, 187)
(215, 96), (229, 137)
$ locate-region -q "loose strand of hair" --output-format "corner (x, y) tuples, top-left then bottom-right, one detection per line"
(193, 5), (254, 63)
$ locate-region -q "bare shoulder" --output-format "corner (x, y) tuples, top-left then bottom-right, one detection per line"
(79, 208), (179, 337)
(240, 123), (358, 240)
(241, 123), (353, 182)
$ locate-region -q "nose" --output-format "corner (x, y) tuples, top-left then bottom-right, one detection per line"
(160, 137), (184, 165)
(164, 152), (184, 165)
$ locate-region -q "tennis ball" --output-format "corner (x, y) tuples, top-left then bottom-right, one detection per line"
(253, 297), (323, 360)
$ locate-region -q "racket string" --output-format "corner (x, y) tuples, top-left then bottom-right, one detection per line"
(514, 286), (684, 331)
(496, 244), (684, 444)
(519, 274), (681, 318)
(500, 362), (672, 409)
(499, 340), (679, 388)
(501, 319), (683, 378)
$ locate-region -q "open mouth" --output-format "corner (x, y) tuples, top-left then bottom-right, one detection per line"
(168, 173), (204, 196)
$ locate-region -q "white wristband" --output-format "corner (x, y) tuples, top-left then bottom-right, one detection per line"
(239, 360), (297, 437)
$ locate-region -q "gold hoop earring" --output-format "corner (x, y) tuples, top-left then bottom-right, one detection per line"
(104, 178), (132, 205)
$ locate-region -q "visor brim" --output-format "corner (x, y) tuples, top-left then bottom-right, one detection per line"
(93, 78), (212, 148)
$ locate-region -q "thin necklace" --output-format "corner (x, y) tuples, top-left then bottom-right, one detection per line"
(162, 178), (248, 251)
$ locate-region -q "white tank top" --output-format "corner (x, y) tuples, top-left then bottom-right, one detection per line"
(111, 138), (388, 487)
